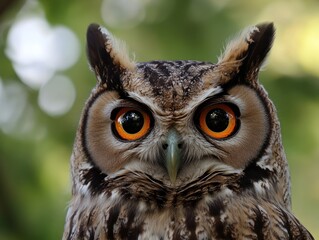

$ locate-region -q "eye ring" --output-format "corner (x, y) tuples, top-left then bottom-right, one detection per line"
(114, 107), (151, 141)
(198, 103), (237, 139)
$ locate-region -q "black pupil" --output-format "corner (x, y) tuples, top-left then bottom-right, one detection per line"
(206, 108), (229, 132)
(120, 111), (144, 134)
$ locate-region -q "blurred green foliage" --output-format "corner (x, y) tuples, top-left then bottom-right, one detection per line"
(0, 0), (318, 239)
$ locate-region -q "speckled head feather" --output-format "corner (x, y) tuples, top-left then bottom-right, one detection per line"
(63, 23), (314, 240)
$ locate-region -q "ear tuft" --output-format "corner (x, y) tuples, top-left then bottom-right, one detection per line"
(218, 23), (275, 82)
(86, 24), (135, 91)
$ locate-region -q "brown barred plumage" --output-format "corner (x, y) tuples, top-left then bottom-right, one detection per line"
(63, 23), (313, 240)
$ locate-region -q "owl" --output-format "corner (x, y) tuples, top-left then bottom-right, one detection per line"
(63, 23), (314, 239)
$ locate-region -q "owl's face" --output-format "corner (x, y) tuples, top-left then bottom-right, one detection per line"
(79, 23), (285, 194)
(84, 60), (270, 185)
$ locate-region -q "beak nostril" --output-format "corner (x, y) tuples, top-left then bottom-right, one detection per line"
(162, 143), (168, 150)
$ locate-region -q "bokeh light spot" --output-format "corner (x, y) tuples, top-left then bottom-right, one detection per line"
(46, 26), (81, 71)
(38, 75), (76, 116)
(297, 17), (319, 77)
(6, 16), (80, 89)
(0, 79), (27, 134)
(101, 0), (145, 28)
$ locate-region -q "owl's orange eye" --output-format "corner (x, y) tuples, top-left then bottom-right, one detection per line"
(198, 104), (237, 139)
(114, 108), (151, 141)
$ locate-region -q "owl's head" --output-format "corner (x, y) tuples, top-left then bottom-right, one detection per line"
(72, 23), (290, 208)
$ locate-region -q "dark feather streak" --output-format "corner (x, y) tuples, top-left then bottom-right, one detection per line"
(86, 24), (127, 97)
(253, 206), (266, 240)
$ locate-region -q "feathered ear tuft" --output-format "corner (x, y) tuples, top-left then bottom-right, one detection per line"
(217, 22), (275, 83)
(86, 24), (135, 93)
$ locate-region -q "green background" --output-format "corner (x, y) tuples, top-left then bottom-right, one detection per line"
(0, 0), (318, 239)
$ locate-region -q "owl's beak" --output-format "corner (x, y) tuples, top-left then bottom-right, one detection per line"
(163, 128), (182, 184)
